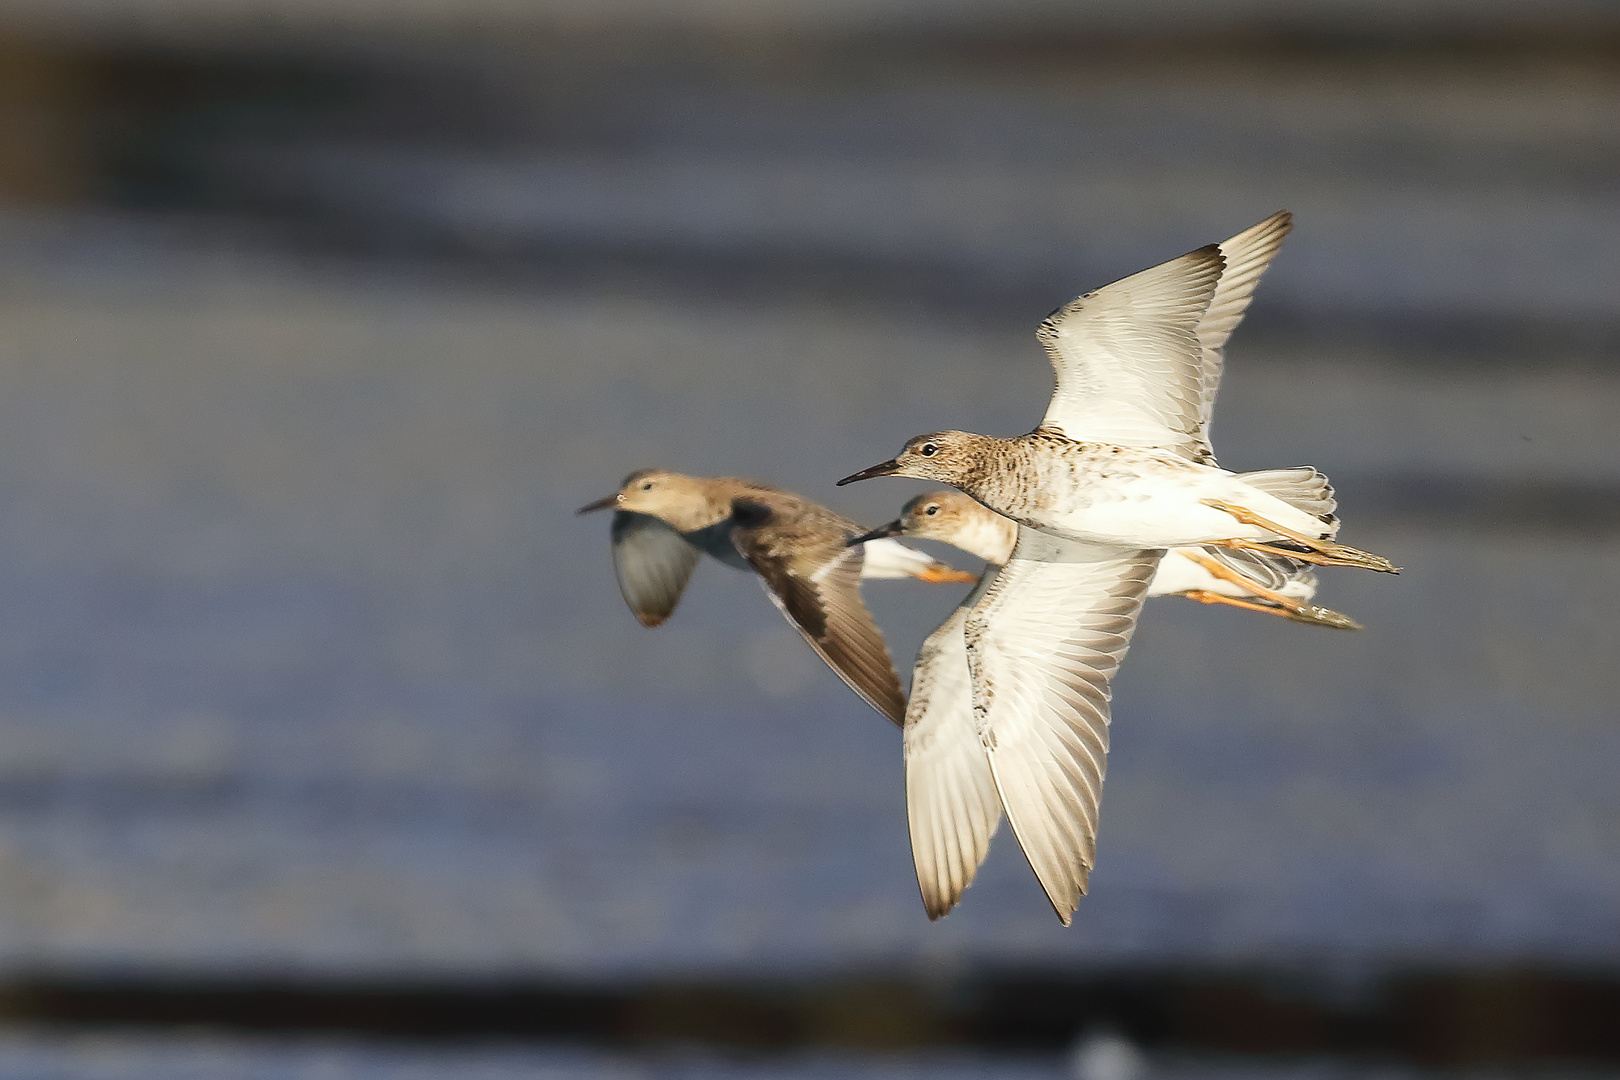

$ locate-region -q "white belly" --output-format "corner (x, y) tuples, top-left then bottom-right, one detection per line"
(1039, 494), (1246, 549)
(990, 454), (1328, 550)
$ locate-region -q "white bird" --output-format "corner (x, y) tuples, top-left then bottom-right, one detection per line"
(838, 224), (1397, 572)
(862, 490), (1360, 629)
(838, 211), (1397, 922)
(852, 488), (1358, 919)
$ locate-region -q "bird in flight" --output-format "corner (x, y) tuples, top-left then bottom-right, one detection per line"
(838, 211), (1397, 922)
(578, 469), (975, 725)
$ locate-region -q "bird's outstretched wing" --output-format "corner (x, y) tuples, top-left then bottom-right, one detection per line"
(734, 521), (907, 726)
(1197, 210), (1293, 438)
(903, 579), (1004, 920)
(1037, 245), (1223, 461)
(964, 528), (1159, 924)
(609, 510), (703, 627)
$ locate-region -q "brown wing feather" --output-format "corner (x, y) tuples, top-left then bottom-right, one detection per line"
(732, 502), (906, 726)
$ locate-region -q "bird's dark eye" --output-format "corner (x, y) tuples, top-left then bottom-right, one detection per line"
(920, 443), (938, 457)
(924, 504), (939, 515)
(641, 482), (654, 490)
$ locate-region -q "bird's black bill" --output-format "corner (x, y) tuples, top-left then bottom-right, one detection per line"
(836, 460), (900, 486)
(847, 520), (902, 547)
(576, 495), (618, 515)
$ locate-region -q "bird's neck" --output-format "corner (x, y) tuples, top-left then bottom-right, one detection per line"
(954, 511), (1019, 565)
(945, 434), (1048, 526)
(947, 435), (1019, 500)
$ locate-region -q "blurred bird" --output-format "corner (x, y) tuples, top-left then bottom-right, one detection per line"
(838, 211), (1397, 922)
(577, 469), (975, 725)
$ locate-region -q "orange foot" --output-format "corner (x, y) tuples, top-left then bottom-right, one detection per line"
(1183, 553), (1364, 631)
(916, 563), (979, 585)
(1202, 499), (1400, 574)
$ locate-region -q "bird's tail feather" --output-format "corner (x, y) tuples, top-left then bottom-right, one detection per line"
(1238, 467), (1338, 533)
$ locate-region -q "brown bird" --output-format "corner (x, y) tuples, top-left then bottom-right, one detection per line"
(578, 469), (974, 725)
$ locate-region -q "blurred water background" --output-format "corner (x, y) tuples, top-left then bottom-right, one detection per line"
(0, 0), (1616, 1076)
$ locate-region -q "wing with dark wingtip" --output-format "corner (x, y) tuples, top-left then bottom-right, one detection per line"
(1197, 211), (1293, 432)
(735, 529), (907, 726)
(1037, 245), (1224, 460)
(609, 510), (703, 627)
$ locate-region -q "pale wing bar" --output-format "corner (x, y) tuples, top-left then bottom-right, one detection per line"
(964, 529), (1159, 924)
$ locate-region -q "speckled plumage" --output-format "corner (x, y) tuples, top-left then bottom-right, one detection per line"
(838, 212), (1391, 923)
(858, 480), (1355, 918)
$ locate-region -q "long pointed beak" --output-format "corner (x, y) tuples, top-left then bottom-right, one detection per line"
(576, 494), (619, 515)
(847, 519), (903, 547)
(836, 459), (900, 486)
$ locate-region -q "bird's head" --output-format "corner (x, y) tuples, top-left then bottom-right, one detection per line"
(577, 469), (711, 524)
(836, 430), (992, 487)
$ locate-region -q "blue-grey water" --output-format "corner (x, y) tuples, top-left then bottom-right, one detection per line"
(4, 1029), (1617, 1080)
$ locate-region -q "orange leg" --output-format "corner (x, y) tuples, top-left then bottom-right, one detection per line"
(915, 564), (979, 585)
(1182, 555), (1363, 630)
(1186, 552), (1306, 609)
(1183, 590), (1295, 618)
(1201, 499), (1400, 574)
